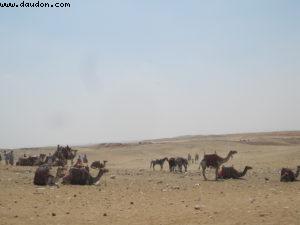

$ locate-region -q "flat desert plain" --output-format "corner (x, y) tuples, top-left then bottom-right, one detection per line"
(0, 131), (300, 225)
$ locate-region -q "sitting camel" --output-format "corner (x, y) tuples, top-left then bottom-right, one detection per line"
(199, 150), (237, 181)
(33, 165), (56, 186)
(280, 166), (300, 182)
(218, 166), (252, 179)
(62, 167), (108, 185)
(150, 157), (168, 171)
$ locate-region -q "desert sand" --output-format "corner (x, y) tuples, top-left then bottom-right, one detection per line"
(0, 131), (300, 225)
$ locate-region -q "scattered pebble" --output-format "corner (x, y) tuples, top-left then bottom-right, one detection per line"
(51, 213), (56, 217)
(194, 205), (201, 210)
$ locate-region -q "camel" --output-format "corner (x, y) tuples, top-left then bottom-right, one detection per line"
(33, 165), (57, 186)
(218, 166), (252, 179)
(199, 150), (237, 181)
(16, 154), (46, 166)
(280, 166), (300, 182)
(91, 160), (108, 169)
(150, 157), (168, 171)
(62, 167), (108, 185)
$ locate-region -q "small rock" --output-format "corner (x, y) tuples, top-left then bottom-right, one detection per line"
(52, 213), (56, 217)
(130, 202), (134, 205)
(103, 213), (107, 217)
(161, 189), (167, 192)
(172, 186), (180, 190)
(194, 205), (201, 210)
(73, 194), (76, 197)
(110, 175), (116, 179)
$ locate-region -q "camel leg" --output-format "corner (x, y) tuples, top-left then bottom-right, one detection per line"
(202, 167), (207, 181)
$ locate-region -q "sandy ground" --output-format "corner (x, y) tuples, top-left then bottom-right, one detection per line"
(0, 131), (300, 225)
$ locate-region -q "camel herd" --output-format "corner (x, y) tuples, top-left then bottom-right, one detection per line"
(0, 145), (109, 187)
(0, 146), (299, 186)
(149, 151), (300, 182)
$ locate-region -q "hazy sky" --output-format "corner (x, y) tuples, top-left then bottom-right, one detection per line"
(1, 1), (300, 148)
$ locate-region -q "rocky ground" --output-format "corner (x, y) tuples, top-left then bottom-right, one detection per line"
(0, 131), (300, 225)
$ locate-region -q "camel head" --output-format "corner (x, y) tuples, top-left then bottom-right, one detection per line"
(228, 150), (237, 159)
(245, 166), (253, 170)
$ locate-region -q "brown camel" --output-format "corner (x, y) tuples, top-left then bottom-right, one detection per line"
(62, 167), (108, 185)
(33, 165), (57, 186)
(280, 166), (300, 182)
(16, 154), (46, 166)
(199, 150), (237, 181)
(218, 166), (252, 179)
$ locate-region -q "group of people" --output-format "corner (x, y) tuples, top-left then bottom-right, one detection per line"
(0, 150), (14, 165)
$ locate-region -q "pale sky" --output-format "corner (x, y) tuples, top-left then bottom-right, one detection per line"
(1, 1), (300, 148)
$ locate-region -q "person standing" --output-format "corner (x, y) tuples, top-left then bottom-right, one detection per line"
(4, 150), (9, 165)
(9, 150), (14, 166)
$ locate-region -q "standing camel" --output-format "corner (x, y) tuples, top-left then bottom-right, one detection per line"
(199, 150), (237, 181)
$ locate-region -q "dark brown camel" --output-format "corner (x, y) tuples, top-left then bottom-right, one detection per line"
(16, 154), (46, 166)
(199, 150), (237, 181)
(218, 166), (252, 179)
(33, 165), (57, 186)
(280, 166), (300, 182)
(62, 167), (108, 185)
